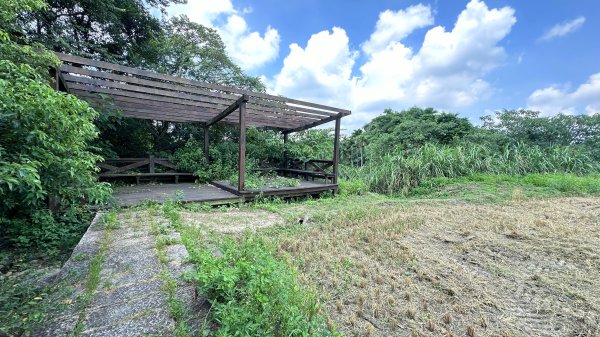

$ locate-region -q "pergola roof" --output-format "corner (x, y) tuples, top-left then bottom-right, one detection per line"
(56, 53), (350, 132)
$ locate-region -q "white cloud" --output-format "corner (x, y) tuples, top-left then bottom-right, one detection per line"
(362, 4), (433, 54)
(527, 73), (600, 116)
(540, 16), (585, 41)
(270, 0), (517, 130)
(167, 0), (234, 26)
(269, 28), (357, 107)
(220, 15), (280, 70)
(166, 0), (280, 71)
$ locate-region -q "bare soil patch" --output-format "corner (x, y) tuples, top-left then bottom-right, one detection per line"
(180, 208), (285, 234)
(279, 197), (600, 336)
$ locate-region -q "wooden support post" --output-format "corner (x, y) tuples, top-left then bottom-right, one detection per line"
(54, 68), (60, 90)
(204, 125), (210, 164)
(333, 117), (341, 184)
(283, 132), (289, 169)
(238, 100), (247, 191)
(149, 155), (155, 173)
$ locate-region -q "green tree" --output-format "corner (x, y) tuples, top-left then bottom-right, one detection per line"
(141, 16), (265, 91)
(344, 107), (473, 163)
(482, 109), (600, 146)
(14, 0), (183, 64)
(481, 109), (600, 160)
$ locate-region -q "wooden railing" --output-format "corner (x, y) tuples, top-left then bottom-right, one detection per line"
(97, 156), (193, 183)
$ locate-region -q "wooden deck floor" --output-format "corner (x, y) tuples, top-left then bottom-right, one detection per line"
(212, 180), (338, 197)
(112, 180), (338, 207)
(112, 183), (240, 207)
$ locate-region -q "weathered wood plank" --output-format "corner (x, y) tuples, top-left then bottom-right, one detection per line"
(99, 173), (193, 177)
(97, 162), (119, 173)
(90, 104), (295, 129)
(154, 159), (177, 169)
(64, 75), (323, 122)
(109, 159), (150, 174)
(74, 90), (305, 128)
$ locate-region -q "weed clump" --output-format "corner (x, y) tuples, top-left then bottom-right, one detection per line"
(186, 234), (337, 336)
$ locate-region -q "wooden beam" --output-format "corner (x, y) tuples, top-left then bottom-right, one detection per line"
(238, 100), (247, 191)
(52, 67), (70, 92)
(207, 94), (249, 127)
(283, 113), (344, 134)
(204, 125), (210, 164)
(333, 117), (341, 184)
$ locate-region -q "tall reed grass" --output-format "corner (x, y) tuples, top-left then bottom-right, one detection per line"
(341, 143), (599, 195)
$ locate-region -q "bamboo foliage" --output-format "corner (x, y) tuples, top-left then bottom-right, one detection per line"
(341, 143), (599, 195)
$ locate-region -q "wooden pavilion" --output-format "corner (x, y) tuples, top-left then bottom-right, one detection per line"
(52, 53), (351, 204)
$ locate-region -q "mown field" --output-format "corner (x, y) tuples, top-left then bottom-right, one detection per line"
(171, 174), (600, 336)
(2, 175), (599, 336)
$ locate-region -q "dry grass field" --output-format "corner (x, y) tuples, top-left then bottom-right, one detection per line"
(272, 197), (600, 336)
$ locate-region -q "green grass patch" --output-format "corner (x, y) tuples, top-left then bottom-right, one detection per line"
(152, 203), (191, 337)
(409, 173), (600, 202)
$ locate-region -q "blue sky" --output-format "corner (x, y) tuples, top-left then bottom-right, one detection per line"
(165, 0), (600, 131)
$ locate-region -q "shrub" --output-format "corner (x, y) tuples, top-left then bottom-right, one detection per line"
(229, 166), (300, 190)
(1, 33), (110, 255)
(1, 207), (93, 257)
(337, 179), (367, 196)
(0, 61), (111, 210)
(173, 139), (236, 183)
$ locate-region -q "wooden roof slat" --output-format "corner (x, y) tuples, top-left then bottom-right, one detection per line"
(117, 108), (294, 129)
(104, 110), (276, 129)
(77, 92), (301, 129)
(56, 53), (351, 129)
(63, 74), (323, 120)
(57, 53), (350, 115)
(63, 75), (321, 123)
(82, 96), (301, 129)
(69, 86), (313, 127)
(60, 65), (337, 118)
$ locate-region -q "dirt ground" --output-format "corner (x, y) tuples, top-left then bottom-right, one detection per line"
(277, 197), (600, 336)
(180, 208), (284, 234)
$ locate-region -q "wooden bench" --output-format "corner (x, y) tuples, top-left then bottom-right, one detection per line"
(98, 156), (193, 184)
(277, 168), (334, 183)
